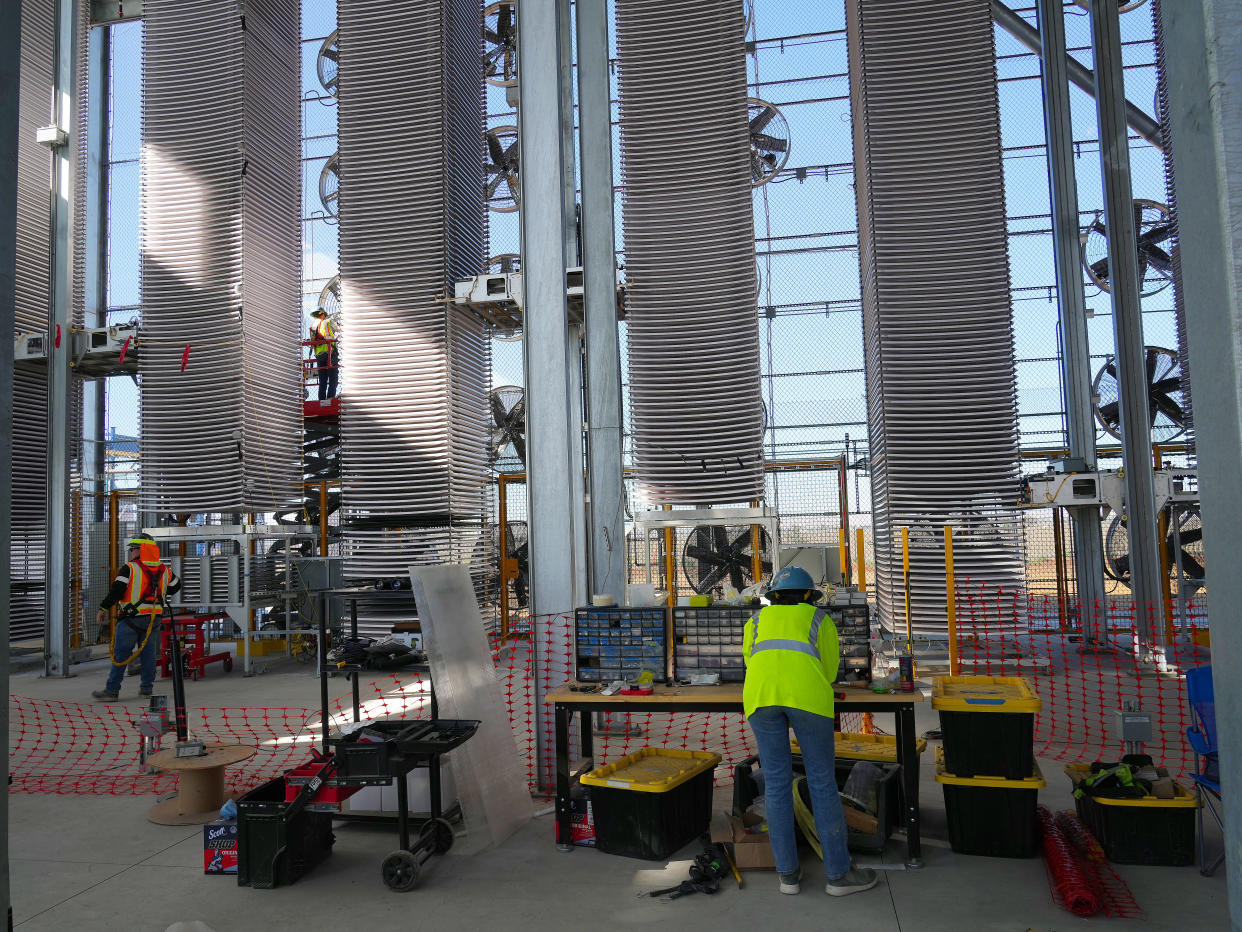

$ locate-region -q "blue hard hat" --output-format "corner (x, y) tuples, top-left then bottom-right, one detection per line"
(767, 565), (819, 598)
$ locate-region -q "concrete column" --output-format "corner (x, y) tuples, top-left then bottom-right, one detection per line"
(1161, 3), (1242, 922)
(1036, 0), (1106, 634)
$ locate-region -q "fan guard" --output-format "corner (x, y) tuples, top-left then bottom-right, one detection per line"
(1104, 506), (1204, 595)
(485, 125), (520, 213)
(489, 384), (527, 470)
(318, 274), (342, 317)
(680, 525), (772, 595)
(1092, 346), (1186, 444)
(484, 2), (519, 88)
(319, 154), (340, 218)
(317, 29), (339, 98)
(748, 97), (790, 187)
(1080, 198), (1174, 298)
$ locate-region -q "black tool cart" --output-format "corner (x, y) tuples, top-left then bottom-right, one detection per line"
(236, 587), (479, 892)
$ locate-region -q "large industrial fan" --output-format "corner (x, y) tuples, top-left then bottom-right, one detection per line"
(484, 2), (518, 87)
(485, 125), (520, 212)
(488, 385), (526, 470)
(319, 154), (340, 217)
(1092, 346), (1186, 443)
(681, 525), (772, 595)
(317, 29), (339, 97)
(748, 97), (790, 187)
(476, 520), (530, 607)
(1080, 198), (1174, 297)
(1104, 505), (1205, 595)
(318, 274), (341, 317)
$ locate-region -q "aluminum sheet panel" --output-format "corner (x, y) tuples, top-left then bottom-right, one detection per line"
(847, 0), (1024, 637)
(139, 0), (302, 513)
(616, 0), (764, 506)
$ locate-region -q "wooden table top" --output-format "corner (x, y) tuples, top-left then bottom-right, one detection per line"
(146, 743), (257, 771)
(544, 683), (924, 706)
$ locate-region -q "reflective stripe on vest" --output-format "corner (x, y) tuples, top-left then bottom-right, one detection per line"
(121, 560), (168, 614)
(749, 607), (828, 660)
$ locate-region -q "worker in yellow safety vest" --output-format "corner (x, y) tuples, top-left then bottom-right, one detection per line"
(92, 535), (181, 702)
(310, 307), (339, 400)
(742, 565), (878, 898)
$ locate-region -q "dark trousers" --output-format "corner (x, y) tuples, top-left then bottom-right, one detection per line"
(317, 348), (339, 400)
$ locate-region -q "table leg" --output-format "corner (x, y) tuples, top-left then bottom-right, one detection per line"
(555, 704), (572, 851)
(396, 772), (411, 852)
(897, 703), (923, 868)
(581, 705), (594, 761)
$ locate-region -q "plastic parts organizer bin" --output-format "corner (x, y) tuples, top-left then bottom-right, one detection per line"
(579, 748), (721, 860)
(935, 748), (1045, 858)
(932, 675), (1041, 780)
(672, 606), (750, 683)
(1063, 764), (1197, 866)
(237, 776), (335, 888)
(574, 606), (666, 683)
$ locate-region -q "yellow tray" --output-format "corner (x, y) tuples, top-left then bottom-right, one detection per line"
(790, 733), (928, 761)
(1063, 763), (1197, 808)
(934, 747), (1045, 788)
(579, 747), (721, 793)
(931, 675), (1042, 714)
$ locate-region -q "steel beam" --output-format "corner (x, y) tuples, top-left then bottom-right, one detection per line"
(44, 0), (80, 678)
(83, 24), (108, 520)
(1087, 0), (1162, 651)
(518, 0), (578, 788)
(1036, 0), (1106, 634)
(576, 0), (625, 602)
(0, 2), (21, 922)
(992, 0), (1163, 152)
(1160, 1), (1242, 919)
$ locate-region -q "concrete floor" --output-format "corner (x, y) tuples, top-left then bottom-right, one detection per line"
(7, 651), (1229, 931)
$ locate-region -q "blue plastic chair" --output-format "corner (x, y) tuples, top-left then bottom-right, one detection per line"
(1186, 665), (1224, 876)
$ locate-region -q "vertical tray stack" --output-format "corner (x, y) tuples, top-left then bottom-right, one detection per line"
(574, 607), (667, 683)
(672, 606), (751, 683)
(829, 590), (872, 685)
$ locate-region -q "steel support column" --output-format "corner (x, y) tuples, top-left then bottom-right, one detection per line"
(0, 4), (21, 923)
(1161, 2), (1242, 920)
(1088, 0), (1163, 652)
(1036, 0), (1106, 636)
(45, 0), (81, 678)
(83, 24), (109, 521)
(518, 0), (578, 787)
(576, 0), (625, 602)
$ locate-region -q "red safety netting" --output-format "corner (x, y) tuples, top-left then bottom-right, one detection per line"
(954, 579), (1209, 779)
(11, 611), (871, 797)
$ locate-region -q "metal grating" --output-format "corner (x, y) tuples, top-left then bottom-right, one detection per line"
(615, 0), (765, 507)
(846, 0), (1024, 637)
(336, 0), (490, 586)
(139, 0), (303, 513)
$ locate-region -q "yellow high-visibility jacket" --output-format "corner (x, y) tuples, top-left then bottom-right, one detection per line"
(742, 602), (839, 719)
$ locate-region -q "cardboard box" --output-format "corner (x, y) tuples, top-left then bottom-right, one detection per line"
(203, 819), (238, 874)
(710, 809), (776, 870)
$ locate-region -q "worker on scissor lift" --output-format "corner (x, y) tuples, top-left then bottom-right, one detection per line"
(92, 535), (182, 702)
(310, 307), (340, 400)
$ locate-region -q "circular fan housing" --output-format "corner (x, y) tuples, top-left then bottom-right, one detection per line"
(318, 274), (342, 317)
(319, 154), (340, 218)
(1092, 346), (1186, 444)
(1080, 198), (1174, 298)
(486, 125), (520, 213)
(489, 384), (527, 471)
(484, 3), (519, 87)
(317, 29), (339, 98)
(680, 525), (772, 595)
(747, 97), (790, 188)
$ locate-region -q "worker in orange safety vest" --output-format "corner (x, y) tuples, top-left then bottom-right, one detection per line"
(310, 307), (340, 400)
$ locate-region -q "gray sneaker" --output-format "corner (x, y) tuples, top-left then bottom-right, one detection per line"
(825, 867), (878, 897)
(778, 869), (802, 895)
(91, 690), (119, 702)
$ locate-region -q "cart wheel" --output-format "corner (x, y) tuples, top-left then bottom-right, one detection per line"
(381, 849), (419, 892)
(182, 652), (197, 681)
(223, 655), (234, 673)
(419, 817), (455, 855)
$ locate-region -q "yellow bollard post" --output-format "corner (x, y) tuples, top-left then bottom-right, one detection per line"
(902, 526), (913, 655)
(856, 527), (866, 591)
(944, 526), (958, 676)
(838, 527), (848, 587)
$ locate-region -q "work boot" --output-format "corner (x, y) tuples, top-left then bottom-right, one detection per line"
(91, 690), (119, 702)
(779, 869), (802, 895)
(139, 688), (153, 697)
(824, 867), (879, 897)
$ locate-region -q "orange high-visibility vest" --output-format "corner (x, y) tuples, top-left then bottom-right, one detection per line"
(120, 543), (171, 616)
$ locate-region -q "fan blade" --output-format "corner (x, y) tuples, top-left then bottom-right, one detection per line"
(750, 154), (764, 183)
(490, 392), (509, 426)
(1143, 245), (1173, 275)
(1097, 400), (1121, 424)
(1089, 218), (1108, 236)
(695, 562), (734, 594)
(486, 175), (506, 199)
(487, 133), (506, 164)
(752, 133), (788, 153)
(1150, 375), (1181, 394)
(498, 5), (512, 31)
(502, 139), (520, 164)
(750, 105), (778, 134)
(322, 46), (339, 63)
(513, 433), (527, 466)
(683, 544), (726, 566)
(1178, 551), (1206, 580)
(1090, 256), (1111, 281)
(1138, 221), (1174, 247)
(1175, 526), (1203, 546)
(483, 28), (502, 44)
(1152, 392), (1186, 427)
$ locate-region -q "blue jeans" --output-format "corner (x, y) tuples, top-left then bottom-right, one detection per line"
(748, 705), (852, 880)
(105, 616), (160, 694)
